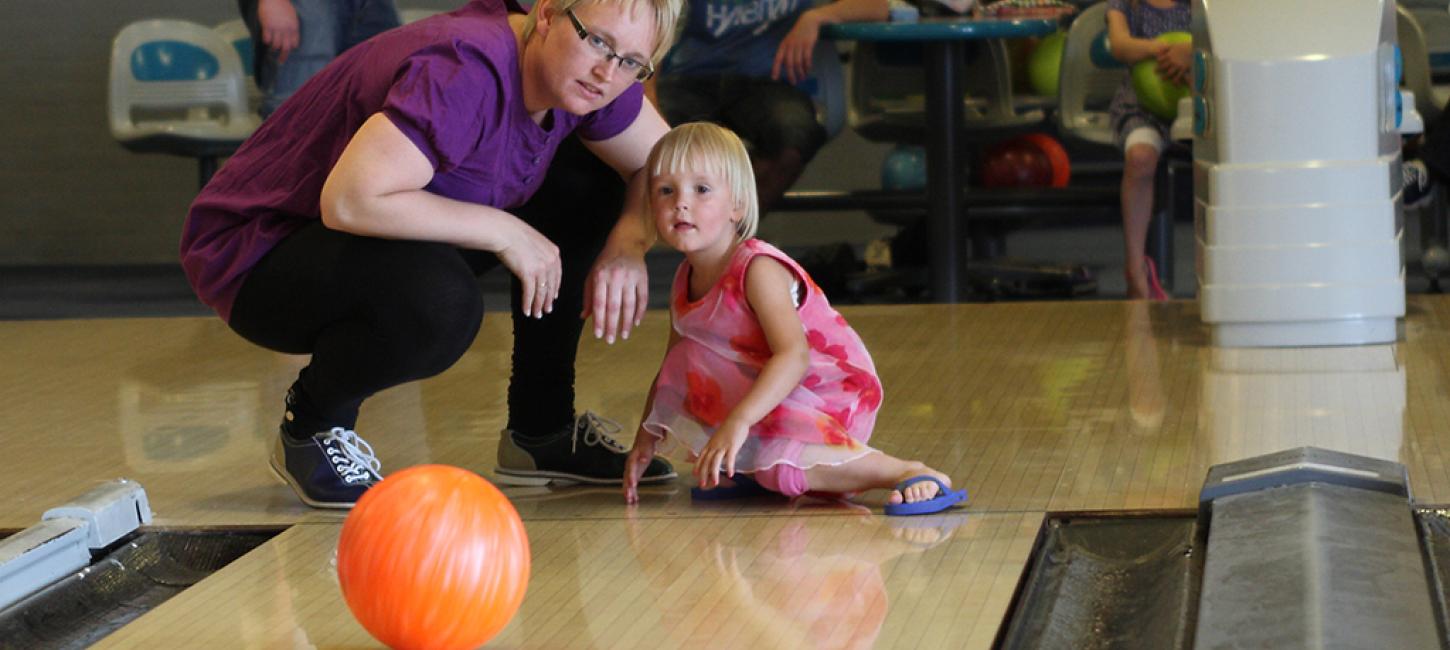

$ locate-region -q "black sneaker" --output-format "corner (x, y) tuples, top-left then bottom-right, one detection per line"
(269, 427), (383, 508)
(1404, 159), (1434, 209)
(494, 412), (677, 486)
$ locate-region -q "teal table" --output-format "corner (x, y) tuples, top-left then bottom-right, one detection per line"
(825, 17), (1060, 302)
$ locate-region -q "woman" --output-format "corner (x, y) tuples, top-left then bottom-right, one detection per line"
(180, 0), (682, 508)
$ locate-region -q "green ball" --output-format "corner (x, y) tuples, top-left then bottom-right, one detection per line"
(1028, 31), (1067, 97)
(1131, 31), (1192, 120)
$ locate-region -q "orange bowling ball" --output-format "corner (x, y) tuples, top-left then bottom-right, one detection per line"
(337, 465), (530, 650)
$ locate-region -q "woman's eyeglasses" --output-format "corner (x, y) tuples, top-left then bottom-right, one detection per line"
(565, 9), (655, 82)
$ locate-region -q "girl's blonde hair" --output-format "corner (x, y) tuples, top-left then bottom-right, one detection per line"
(522, 0), (683, 68)
(646, 122), (760, 243)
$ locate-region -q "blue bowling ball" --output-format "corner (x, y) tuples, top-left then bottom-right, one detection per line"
(881, 144), (927, 191)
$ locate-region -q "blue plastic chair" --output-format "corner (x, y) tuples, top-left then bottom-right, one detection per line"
(791, 38), (848, 139)
(108, 19), (259, 187)
(1055, 2), (1127, 147)
(213, 18), (263, 115)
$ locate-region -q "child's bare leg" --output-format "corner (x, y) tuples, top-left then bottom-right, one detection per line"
(1121, 142), (1160, 299)
(803, 451), (952, 505)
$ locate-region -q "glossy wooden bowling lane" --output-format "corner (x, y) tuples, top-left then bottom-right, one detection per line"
(6, 296), (1450, 647)
(92, 512), (1043, 649)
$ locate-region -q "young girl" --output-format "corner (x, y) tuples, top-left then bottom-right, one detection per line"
(1107, 0), (1191, 300)
(621, 122), (966, 515)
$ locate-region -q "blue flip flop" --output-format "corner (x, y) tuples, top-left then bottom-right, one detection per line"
(690, 473), (774, 501)
(883, 476), (968, 516)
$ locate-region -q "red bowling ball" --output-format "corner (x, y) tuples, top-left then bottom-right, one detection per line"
(979, 138), (1056, 188)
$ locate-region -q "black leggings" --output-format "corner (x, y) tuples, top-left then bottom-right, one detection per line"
(228, 137), (625, 436)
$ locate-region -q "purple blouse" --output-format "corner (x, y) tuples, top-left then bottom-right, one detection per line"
(180, 0), (644, 321)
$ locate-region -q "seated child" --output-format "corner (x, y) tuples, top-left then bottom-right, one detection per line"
(621, 122), (966, 515)
(1106, 0), (1191, 300)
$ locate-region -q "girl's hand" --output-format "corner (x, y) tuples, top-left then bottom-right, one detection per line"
(1149, 39), (1170, 60)
(496, 218), (561, 319)
(694, 419), (751, 488)
(1156, 42), (1193, 85)
(623, 431), (659, 504)
(773, 11), (825, 85)
(257, 0), (300, 62)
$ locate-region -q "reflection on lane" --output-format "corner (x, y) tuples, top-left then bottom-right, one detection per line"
(1200, 344), (1404, 467)
(619, 502), (969, 649)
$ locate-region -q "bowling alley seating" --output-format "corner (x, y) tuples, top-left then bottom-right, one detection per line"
(108, 19), (260, 189)
(1054, 3), (1123, 147)
(777, 12), (1130, 299)
(1404, 1), (1450, 82)
(1397, 5), (1448, 126)
(212, 19), (263, 117)
(803, 38), (850, 140)
(846, 39), (1049, 144)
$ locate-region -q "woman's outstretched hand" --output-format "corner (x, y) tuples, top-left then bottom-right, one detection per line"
(582, 247), (648, 343)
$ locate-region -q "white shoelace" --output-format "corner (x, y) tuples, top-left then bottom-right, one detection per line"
(320, 427), (383, 484)
(572, 412), (627, 454)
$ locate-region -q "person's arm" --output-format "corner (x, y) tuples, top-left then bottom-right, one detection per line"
(257, 0), (300, 62)
(693, 258), (810, 488)
(320, 112), (563, 318)
(579, 99), (672, 343)
(643, 77), (660, 111)
(773, 0), (889, 83)
(1106, 9), (1164, 66)
(624, 323), (682, 504)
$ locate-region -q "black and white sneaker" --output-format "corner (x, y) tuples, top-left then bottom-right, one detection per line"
(269, 427), (383, 508)
(494, 412), (676, 486)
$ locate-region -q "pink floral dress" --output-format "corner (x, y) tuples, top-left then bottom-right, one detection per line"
(643, 239), (883, 473)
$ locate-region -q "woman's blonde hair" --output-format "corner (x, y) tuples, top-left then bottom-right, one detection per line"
(522, 0), (683, 68)
(645, 122), (760, 243)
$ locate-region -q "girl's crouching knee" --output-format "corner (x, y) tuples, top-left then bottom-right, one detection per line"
(753, 464), (810, 498)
